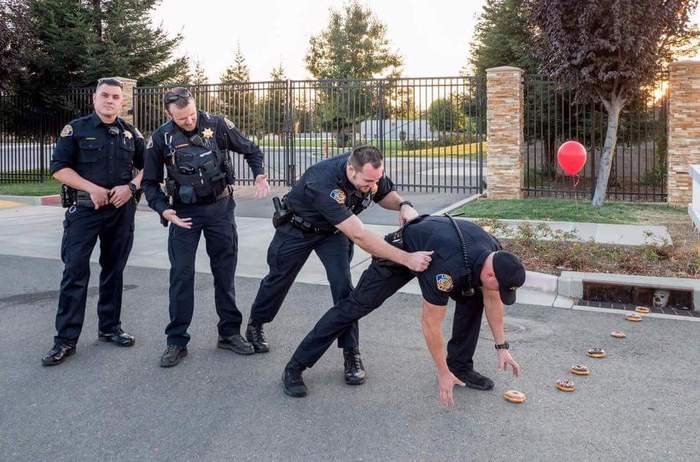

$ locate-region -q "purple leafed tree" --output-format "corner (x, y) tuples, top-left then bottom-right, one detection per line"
(530, 0), (699, 206)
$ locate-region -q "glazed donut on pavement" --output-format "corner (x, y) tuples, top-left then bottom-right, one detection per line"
(570, 364), (590, 375)
(555, 379), (575, 392)
(635, 306), (650, 314)
(611, 330), (626, 338)
(625, 313), (642, 322)
(503, 390), (526, 403)
(587, 348), (607, 358)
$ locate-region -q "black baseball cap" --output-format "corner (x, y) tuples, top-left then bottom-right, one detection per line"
(492, 251), (526, 305)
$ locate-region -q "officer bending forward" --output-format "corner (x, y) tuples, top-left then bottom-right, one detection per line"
(283, 216), (526, 407)
(246, 146), (432, 386)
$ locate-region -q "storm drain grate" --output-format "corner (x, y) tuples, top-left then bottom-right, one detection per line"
(578, 282), (697, 318)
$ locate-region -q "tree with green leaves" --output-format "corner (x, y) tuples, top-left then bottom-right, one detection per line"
(305, 1), (403, 147)
(20, 0), (188, 94)
(530, 0), (699, 206)
(219, 42), (256, 135)
(0, 0), (32, 92)
(467, 0), (539, 76)
(191, 60), (209, 86)
(257, 64), (288, 137)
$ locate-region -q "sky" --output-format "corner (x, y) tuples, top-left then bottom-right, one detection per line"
(151, 0), (700, 83)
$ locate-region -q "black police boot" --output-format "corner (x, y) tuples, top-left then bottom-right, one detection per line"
(343, 348), (367, 385)
(160, 345), (188, 368)
(283, 360), (307, 397)
(456, 369), (494, 391)
(245, 322), (269, 353)
(41, 343), (76, 367)
(217, 334), (254, 355)
(98, 328), (135, 347)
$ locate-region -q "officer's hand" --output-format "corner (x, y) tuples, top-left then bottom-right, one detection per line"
(254, 174), (271, 199)
(109, 185), (132, 209)
(162, 209), (192, 229)
(497, 349), (522, 377)
(399, 205), (419, 226)
(437, 370), (465, 408)
(88, 186), (110, 210)
(405, 250), (433, 272)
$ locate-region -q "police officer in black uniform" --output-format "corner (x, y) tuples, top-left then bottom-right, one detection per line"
(142, 88), (270, 368)
(283, 216), (526, 407)
(245, 146), (433, 385)
(42, 77), (145, 366)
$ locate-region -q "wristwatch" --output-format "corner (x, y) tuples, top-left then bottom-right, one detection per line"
(128, 182), (138, 197)
(399, 200), (414, 209)
(494, 342), (510, 350)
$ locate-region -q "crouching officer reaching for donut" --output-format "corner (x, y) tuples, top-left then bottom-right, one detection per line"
(42, 77), (145, 366)
(283, 216), (526, 407)
(245, 145), (432, 386)
(142, 88), (270, 368)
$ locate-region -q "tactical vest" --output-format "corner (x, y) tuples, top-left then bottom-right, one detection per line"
(163, 125), (232, 205)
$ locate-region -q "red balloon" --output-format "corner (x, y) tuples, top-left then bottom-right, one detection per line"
(557, 141), (587, 176)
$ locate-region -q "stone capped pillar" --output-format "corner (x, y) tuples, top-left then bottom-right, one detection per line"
(115, 77), (137, 126)
(668, 61), (700, 205)
(486, 66), (524, 199)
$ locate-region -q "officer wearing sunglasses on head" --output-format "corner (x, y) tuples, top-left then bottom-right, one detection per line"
(141, 87), (270, 367)
(244, 145), (433, 386)
(42, 77), (145, 366)
(282, 216), (526, 408)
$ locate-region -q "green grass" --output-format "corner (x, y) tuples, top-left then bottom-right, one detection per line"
(0, 177), (61, 196)
(452, 198), (687, 224)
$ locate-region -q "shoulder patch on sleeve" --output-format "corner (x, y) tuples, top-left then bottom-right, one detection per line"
(329, 189), (346, 204)
(224, 118), (236, 130)
(132, 126), (143, 139)
(436, 274), (454, 292)
(146, 136), (153, 149)
(60, 124), (73, 138)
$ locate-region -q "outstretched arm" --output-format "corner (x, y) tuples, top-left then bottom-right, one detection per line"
(421, 300), (465, 408)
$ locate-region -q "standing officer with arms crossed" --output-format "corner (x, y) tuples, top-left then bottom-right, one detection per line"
(42, 77), (145, 366)
(245, 145), (433, 385)
(142, 88), (270, 367)
(283, 216), (526, 407)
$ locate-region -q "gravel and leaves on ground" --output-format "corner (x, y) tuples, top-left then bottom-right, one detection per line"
(455, 199), (699, 278)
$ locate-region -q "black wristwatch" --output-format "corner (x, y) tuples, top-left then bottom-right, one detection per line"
(494, 342), (510, 350)
(128, 182), (138, 197)
(399, 200), (414, 209)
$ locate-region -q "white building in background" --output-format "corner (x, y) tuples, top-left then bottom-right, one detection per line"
(359, 119), (438, 141)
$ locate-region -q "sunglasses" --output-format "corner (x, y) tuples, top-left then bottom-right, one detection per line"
(164, 88), (193, 104)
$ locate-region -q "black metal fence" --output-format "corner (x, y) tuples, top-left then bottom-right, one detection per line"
(0, 89), (94, 183)
(135, 77), (486, 192)
(523, 76), (668, 201)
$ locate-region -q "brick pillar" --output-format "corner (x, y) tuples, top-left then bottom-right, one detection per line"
(486, 66), (524, 199)
(668, 61), (700, 205)
(115, 77), (137, 125)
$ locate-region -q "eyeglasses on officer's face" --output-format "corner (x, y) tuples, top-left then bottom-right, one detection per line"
(164, 88), (193, 104)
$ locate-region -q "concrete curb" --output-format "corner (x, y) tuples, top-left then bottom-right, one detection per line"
(0, 194), (60, 206)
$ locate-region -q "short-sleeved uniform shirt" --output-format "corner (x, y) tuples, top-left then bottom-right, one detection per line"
(141, 111), (265, 216)
(284, 153), (395, 232)
(51, 112), (145, 189)
(402, 216), (503, 306)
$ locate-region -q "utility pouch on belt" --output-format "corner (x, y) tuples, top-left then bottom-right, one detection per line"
(272, 196), (292, 228)
(60, 184), (94, 208)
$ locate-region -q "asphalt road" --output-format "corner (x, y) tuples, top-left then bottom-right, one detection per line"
(0, 254), (698, 461)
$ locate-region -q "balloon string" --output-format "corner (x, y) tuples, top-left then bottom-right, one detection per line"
(572, 175), (580, 188)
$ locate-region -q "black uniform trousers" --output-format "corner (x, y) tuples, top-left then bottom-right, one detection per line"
(249, 224), (357, 349)
(55, 201), (136, 346)
(291, 258), (484, 374)
(166, 196), (242, 346)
